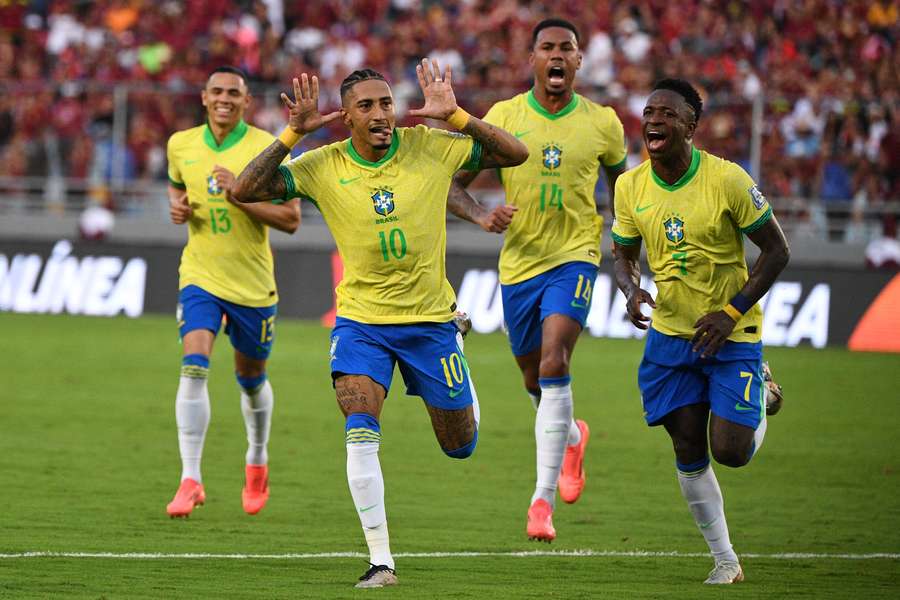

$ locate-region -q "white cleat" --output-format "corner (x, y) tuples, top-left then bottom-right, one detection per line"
(762, 361), (784, 416)
(355, 564), (398, 588)
(704, 560), (744, 584)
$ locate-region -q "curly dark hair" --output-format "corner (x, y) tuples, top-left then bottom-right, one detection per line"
(653, 78), (703, 123)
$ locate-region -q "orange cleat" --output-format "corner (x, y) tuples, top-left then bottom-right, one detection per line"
(242, 464), (269, 515)
(558, 420), (590, 504)
(526, 499), (556, 542)
(166, 478), (205, 518)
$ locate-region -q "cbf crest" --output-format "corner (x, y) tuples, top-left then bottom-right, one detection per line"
(207, 174), (222, 196)
(542, 143), (563, 170)
(664, 214), (685, 244)
(372, 188), (395, 216)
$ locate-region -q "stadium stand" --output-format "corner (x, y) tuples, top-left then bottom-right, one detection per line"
(0, 0), (896, 245)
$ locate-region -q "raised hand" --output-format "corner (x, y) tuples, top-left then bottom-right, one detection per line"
(408, 58), (458, 121)
(280, 74), (342, 135)
(625, 288), (656, 330)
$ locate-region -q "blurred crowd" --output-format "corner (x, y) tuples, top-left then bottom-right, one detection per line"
(0, 0), (897, 244)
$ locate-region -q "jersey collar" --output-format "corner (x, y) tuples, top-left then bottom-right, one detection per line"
(526, 89), (579, 120)
(203, 120), (249, 152)
(346, 130), (400, 168)
(651, 146), (702, 191)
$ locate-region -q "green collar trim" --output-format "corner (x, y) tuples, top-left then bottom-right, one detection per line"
(526, 89), (579, 120)
(203, 120), (249, 152)
(347, 130), (400, 167)
(651, 146), (702, 191)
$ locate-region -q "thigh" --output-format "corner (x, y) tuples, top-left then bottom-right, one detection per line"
(178, 285), (224, 341)
(501, 278), (544, 357)
(330, 318), (396, 395)
(223, 301), (277, 360)
(335, 374), (386, 419)
(425, 404), (477, 451)
(539, 261), (598, 330)
(395, 322), (477, 411)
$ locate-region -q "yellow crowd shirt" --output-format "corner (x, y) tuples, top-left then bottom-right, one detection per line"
(482, 90), (626, 284)
(611, 147), (773, 343)
(167, 121), (281, 307)
(279, 125), (481, 324)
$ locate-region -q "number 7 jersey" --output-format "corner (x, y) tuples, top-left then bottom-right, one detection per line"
(483, 90), (626, 285)
(279, 125), (482, 324)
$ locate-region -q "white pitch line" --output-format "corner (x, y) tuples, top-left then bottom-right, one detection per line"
(1, 550), (898, 560)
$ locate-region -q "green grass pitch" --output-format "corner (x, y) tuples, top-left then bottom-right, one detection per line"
(1, 313), (898, 598)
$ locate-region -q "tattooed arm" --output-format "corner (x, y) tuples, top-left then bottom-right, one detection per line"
(231, 141), (290, 203)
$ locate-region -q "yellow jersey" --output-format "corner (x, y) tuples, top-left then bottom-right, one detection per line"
(611, 148), (773, 343)
(279, 125), (481, 324)
(482, 90), (626, 284)
(167, 121), (281, 307)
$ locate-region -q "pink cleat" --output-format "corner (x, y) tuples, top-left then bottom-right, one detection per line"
(242, 465), (269, 515)
(167, 478), (206, 518)
(526, 499), (556, 542)
(558, 420), (590, 504)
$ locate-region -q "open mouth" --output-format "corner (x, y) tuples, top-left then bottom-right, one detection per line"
(646, 130), (668, 152)
(369, 124), (391, 138)
(214, 106), (233, 118)
(547, 65), (566, 86)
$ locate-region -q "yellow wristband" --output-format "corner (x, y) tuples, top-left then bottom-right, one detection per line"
(278, 126), (302, 149)
(446, 107), (471, 130)
(723, 304), (743, 322)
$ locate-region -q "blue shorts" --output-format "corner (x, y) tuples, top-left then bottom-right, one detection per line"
(500, 261), (598, 356)
(329, 317), (476, 411)
(177, 285), (277, 360)
(638, 328), (765, 429)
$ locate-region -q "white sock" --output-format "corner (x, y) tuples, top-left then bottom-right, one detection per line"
(529, 390), (580, 446)
(751, 415), (767, 460)
(347, 442), (394, 569)
(532, 382), (573, 507)
(241, 379), (274, 466)
(677, 465), (739, 563)
(176, 374), (210, 482)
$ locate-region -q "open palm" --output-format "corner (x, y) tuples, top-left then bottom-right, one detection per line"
(281, 74), (342, 135)
(408, 58), (458, 121)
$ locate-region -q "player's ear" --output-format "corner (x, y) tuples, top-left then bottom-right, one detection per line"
(576, 50), (583, 70)
(528, 51), (535, 69)
(201, 89), (209, 108)
(341, 107), (351, 127)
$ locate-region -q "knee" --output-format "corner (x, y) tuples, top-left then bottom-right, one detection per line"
(236, 372), (267, 393)
(442, 428), (478, 460)
(539, 350), (569, 378)
(710, 440), (751, 468)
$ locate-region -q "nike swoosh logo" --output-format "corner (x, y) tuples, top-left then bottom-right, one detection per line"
(699, 519), (717, 529)
(449, 387), (464, 398)
(635, 203), (654, 213)
(570, 300), (588, 309)
(359, 503), (379, 513)
(734, 403), (755, 412)
(514, 130), (532, 138)
(184, 159), (199, 165)
(340, 176), (361, 185)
